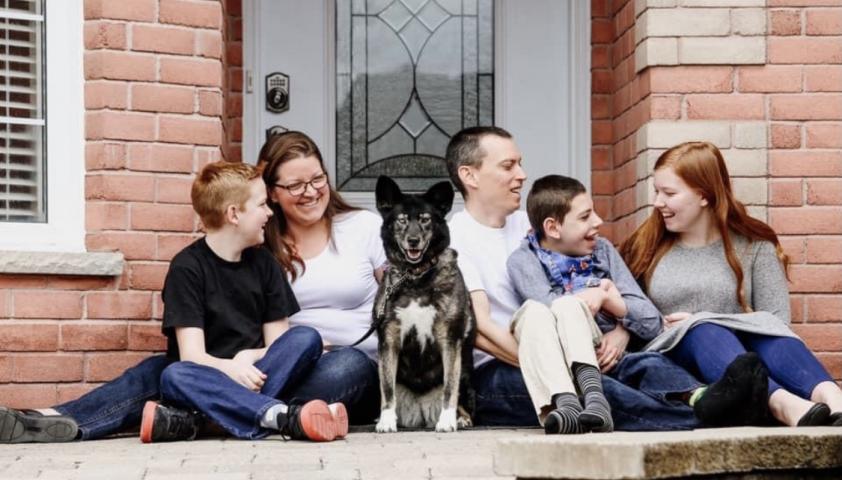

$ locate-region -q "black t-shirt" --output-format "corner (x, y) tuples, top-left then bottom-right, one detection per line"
(161, 238), (300, 359)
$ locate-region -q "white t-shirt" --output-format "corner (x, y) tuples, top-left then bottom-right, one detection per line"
(448, 209), (531, 366)
(288, 210), (386, 358)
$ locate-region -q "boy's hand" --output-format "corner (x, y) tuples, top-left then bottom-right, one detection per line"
(575, 287), (607, 316)
(596, 324), (630, 373)
(233, 348), (265, 365)
(221, 359), (267, 392)
(664, 312), (691, 330)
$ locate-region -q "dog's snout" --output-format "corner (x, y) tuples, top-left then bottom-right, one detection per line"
(407, 237), (421, 248)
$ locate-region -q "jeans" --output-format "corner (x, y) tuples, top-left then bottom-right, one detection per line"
(281, 347), (380, 424)
(607, 352), (701, 431)
(160, 326), (322, 439)
(472, 353), (703, 431)
(472, 360), (539, 427)
(54, 355), (173, 440)
(668, 323), (833, 399)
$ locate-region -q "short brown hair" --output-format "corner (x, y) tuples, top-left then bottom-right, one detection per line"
(526, 175), (587, 240)
(191, 161), (262, 230)
(445, 126), (512, 196)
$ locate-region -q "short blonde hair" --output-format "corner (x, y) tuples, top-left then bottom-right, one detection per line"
(191, 161), (262, 230)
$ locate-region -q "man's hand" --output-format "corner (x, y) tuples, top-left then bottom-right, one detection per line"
(575, 287), (607, 316)
(596, 324), (630, 373)
(664, 312), (691, 330)
(221, 358), (266, 392)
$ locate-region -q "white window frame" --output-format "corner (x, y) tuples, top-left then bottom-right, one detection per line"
(0, 0), (84, 252)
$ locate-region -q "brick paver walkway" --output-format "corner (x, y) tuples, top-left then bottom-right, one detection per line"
(0, 428), (539, 480)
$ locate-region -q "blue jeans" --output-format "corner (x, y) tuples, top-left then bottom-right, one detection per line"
(473, 353), (702, 431)
(667, 323), (833, 399)
(280, 347), (380, 424)
(54, 355), (173, 440)
(160, 326), (322, 439)
(52, 332), (379, 439)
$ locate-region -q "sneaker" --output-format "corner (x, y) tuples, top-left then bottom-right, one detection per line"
(140, 401), (200, 443)
(278, 400), (348, 442)
(0, 407), (78, 443)
(693, 352), (770, 427)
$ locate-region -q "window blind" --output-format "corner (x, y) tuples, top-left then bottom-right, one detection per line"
(0, 0), (44, 222)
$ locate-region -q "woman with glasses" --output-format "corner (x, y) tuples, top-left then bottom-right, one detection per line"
(258, 131), (386, 424)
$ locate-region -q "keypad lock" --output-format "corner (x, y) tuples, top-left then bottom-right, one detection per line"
(265, 72), (289, 113)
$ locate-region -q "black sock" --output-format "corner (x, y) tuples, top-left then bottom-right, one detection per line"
(544, 392), (584, 434)
(573, 362), (613, 432)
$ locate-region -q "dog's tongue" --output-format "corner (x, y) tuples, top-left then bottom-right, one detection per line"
(407, 249), (422, 260)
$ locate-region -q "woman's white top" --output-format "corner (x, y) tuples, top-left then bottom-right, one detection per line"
(288, 210), (387, 358)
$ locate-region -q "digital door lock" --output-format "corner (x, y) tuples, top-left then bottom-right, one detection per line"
(265, 72), (289, 113)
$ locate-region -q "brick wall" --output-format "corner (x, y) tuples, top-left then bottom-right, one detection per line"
(595, 0), (842, 379)
(0, 0), (234, 407)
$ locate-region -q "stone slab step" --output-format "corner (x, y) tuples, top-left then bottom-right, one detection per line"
(494, 427), (842, 479)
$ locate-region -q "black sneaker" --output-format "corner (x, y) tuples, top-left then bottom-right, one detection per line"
(0, 407), (78, 443)
(140, 401), (200, 443)
(694, 352), (770, 427)
(278, 400), (348, 442)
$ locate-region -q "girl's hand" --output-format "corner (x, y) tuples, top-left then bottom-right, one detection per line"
(596, 324), (630, 373)
(664, 312), (691, 330)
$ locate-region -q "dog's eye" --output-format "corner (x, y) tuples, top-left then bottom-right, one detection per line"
(396, 215), (408, 225)
(419, 216), (431, 225)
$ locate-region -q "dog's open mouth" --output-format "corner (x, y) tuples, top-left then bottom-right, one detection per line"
(401, 246), (426, 263)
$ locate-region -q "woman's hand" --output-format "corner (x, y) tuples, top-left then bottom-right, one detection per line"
(596, 324), (630, 373)
(222, 357), (267, 392)
(664, 312), (691, 330)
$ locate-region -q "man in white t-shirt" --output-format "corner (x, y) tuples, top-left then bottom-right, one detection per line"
(446, 126), (705, 429)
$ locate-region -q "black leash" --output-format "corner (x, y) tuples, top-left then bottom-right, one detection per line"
(324, 261), (436, 352)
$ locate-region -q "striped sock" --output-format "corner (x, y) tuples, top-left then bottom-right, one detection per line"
(573, 363), (614, 432)
(544, 392), (585, 434)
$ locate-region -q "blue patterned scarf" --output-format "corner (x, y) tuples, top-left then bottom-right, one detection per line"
(526, 231), (602, 294)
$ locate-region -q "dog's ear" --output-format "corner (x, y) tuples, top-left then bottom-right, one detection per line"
(422, 181), (455, 217)
(375, 176), (403, 216)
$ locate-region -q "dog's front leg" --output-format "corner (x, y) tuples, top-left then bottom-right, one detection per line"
(435, 337), (462, 432)
(375, 323), (400, 433)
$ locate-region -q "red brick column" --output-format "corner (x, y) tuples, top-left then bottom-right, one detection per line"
(0, 0), (230, 407)
(766, 1), (842, 376)
(592, 0), (842, 380)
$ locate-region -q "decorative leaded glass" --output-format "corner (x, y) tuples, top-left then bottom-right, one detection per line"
(336, 0), (494, 192)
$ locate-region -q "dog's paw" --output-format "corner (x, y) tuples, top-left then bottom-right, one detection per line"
(435, 407), (458, 433)
(375, 408), (398, 433)
(457, 415), (473, 429)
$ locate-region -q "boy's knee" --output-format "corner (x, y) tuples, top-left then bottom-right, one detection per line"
(160, 362), (192, 387)
(514, 300), (554, 330)
(282, 325), (323, 353)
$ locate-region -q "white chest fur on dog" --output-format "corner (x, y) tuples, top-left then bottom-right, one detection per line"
(395, 300), (437, 345)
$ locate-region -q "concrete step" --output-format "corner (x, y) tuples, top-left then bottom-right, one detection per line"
(494, 427), (842, 479)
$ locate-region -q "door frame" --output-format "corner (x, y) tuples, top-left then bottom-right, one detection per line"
(242, 0), (591, 203)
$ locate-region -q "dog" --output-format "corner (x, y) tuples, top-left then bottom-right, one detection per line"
(372, 176), (477, 433)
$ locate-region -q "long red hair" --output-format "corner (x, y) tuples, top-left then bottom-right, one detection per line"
(619, 141), (789, 312)
(258, 131), (359, 280)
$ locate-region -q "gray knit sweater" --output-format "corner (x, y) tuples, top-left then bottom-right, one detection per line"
(506, 237), (663, 344)
(644, 235), (797, 353)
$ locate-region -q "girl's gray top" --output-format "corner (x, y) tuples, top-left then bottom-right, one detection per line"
(506, 236), (663, 343)
(644, 235), (797, 353)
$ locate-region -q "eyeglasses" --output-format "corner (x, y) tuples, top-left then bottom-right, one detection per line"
(274, 173), (328, 196)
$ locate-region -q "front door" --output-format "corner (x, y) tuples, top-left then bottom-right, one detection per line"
(244, 0), (591, 209)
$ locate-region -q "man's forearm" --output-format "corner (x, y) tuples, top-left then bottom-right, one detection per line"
(475, 330), (519, 367)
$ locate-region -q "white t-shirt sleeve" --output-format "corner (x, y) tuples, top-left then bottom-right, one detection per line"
(358, 210), (387, 269)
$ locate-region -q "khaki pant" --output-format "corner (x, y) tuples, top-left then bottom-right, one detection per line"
(511, 297), (603, 423)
